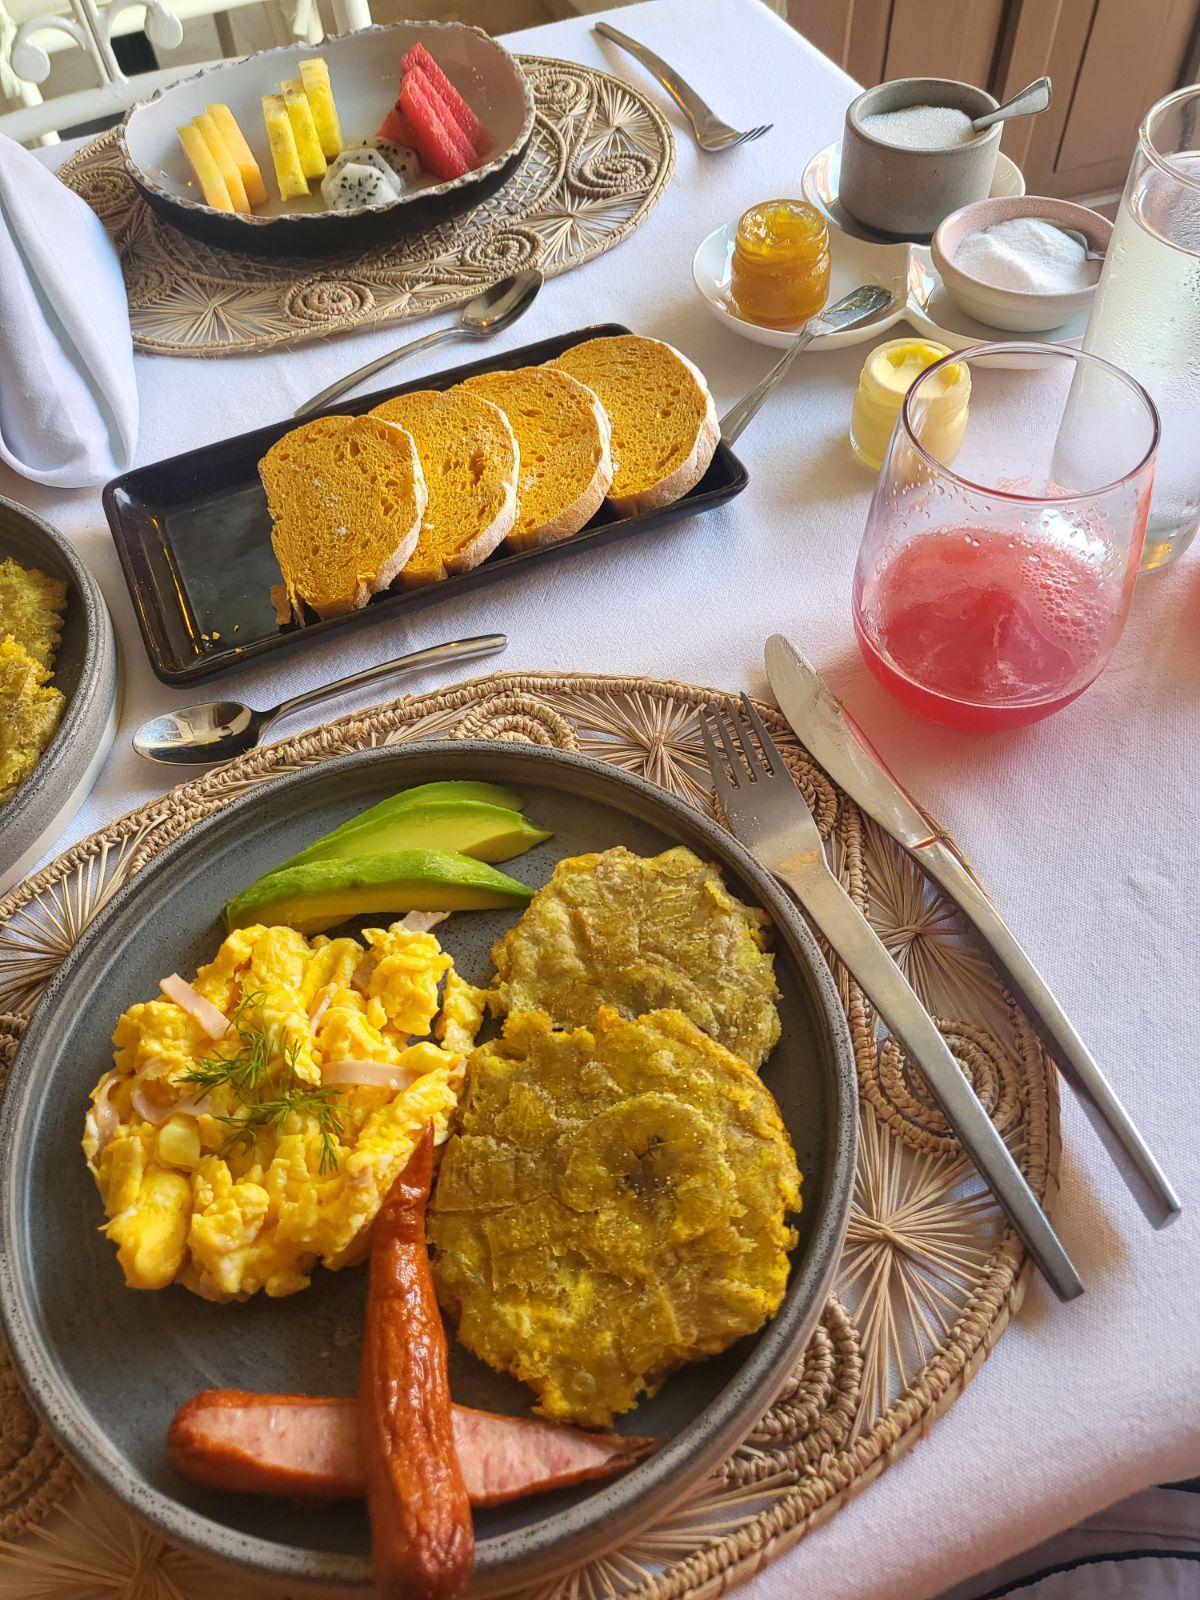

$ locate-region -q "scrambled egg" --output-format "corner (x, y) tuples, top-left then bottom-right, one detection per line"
(83, 921), (486, 1301)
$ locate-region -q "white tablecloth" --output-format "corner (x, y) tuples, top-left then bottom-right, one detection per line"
(7, 3), (1199, 1597)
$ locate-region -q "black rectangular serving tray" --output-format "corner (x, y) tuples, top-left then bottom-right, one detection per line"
(104, 324), (749, 685)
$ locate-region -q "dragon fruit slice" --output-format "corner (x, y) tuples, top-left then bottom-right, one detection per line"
(321, 147), (404, 204)
(365, 136), (422, 185)
(321, 160), (400, 211)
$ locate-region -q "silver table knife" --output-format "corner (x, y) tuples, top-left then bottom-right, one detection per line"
(765, 633), (1181, 1229)
(720, 285), (895, 447)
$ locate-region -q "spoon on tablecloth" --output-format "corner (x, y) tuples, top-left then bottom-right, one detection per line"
(133, 634), (507, 765)
(294, 270), (543, 418)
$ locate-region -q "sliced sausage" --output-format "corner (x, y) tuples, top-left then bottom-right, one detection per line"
(167, 1389), (655, 1506)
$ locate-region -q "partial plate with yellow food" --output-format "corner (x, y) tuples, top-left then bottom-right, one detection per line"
(0, 496), (118, 897)
(0, 741), (856, 1597)
(119, 21), (534, 257)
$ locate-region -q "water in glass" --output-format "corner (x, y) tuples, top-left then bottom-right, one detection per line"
(1082, 85), (1200, 572)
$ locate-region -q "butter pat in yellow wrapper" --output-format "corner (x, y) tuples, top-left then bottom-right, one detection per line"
(850, 339), (970, 471)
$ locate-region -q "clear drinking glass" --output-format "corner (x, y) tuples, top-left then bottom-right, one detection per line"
(852, 343), (1159, 732)
(1082, 84), (1200, 572)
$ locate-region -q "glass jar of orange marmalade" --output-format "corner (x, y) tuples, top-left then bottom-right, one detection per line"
(731, 200), (831, 329)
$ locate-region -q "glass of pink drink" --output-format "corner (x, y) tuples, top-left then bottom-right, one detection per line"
(853, 342), (1160, 731)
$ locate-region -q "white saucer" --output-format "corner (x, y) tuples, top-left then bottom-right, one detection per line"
(692, 230), (1088, 356)
(691, 224), (910, 351)
(906, 247), (1089, 350)
(800, 139), (1026, 244)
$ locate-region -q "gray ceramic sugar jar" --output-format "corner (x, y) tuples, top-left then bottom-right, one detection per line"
(840, 76), (1001, 239)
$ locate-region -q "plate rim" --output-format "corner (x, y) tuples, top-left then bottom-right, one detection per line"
(0, 738), (857, 1595)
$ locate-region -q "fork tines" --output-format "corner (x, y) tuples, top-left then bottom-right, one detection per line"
(698, 694), (779, 792)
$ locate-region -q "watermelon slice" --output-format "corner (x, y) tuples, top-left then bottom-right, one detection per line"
(377, 98), (420, 147)
(401, 43), (492, 156)
(399, 67), (474, 181)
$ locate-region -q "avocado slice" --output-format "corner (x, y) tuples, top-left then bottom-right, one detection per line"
(356, 780), (525, 821)
(283, 800), (550, 870)
(226, 850), (534, 936)
(287, 781), (526, 867)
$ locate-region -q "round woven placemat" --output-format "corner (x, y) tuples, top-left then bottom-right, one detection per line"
(56, 55), (674, 358)
(0, 671), (1059, 1600)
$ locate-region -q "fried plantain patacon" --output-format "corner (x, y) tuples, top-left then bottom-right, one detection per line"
(428, 1007), (802, 1427)
(490, 846), (782, 1071)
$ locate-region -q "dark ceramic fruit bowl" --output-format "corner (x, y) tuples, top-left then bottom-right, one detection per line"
(118, 21), (535, 258)
(0, 743), (857, 1594)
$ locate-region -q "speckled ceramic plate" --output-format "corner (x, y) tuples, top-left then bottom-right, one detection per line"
(0, 497), (119, 897)
(0, 741), (856, 1596)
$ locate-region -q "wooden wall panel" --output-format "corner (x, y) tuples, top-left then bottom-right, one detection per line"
(785, 0), (890, 83)
(882, 0), (1007, 87)
(1056, 0), (1198, 172)
(786, 0), (1200, 199)
(997, 0), (1200, 195)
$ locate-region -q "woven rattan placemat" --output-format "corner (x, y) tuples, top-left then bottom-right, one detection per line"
(56, 56), (674, 357)
(0, 671), (1058, 1599)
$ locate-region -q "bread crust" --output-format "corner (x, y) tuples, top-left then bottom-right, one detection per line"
(370, 393), (520, 586)
(606, 342), (720, 516)
(262, 416), (425, 620)
(460, 368), (614, 552)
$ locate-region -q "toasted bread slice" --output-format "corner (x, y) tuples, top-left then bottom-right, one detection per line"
(369, 389), (518, 584)
(551, 336), (718, 516)
(260, 415), (426, 620)
(459, 366), (612, 550)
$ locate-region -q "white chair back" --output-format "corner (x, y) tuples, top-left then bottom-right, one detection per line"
(0, 0), (371, 144)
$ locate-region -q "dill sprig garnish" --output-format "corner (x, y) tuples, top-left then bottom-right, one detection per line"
(177, 991), (271, 1098)
(219, 1081), (343, 1174)
(179, 992), (343, 1173)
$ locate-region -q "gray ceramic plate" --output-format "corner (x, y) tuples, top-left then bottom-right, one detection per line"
(0, 742), (856, 1595)
(0, 497), (119, 897)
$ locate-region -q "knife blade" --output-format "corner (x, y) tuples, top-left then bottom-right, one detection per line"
(765, 633), (1181, 1230)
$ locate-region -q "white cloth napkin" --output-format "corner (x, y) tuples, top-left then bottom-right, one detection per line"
(0, 132), (137, 488)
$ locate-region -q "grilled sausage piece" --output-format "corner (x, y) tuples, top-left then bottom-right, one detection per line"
(167, 1389), (655, 1505)
(360, 1124), (474, 1600)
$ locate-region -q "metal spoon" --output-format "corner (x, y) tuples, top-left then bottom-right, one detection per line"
(133, 634), (507, 766)
(971, 76), (1052, 132)
(720, 284), (896, 447)
(294, 270), (544, 417)
(1057, 224), (1107, 263)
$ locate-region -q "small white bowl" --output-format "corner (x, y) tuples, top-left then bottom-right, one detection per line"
(931, 196), (1110, 333)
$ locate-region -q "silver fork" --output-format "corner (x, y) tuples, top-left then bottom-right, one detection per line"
(699, 694), (1083, 1303)
(594, 23), (772, 152)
